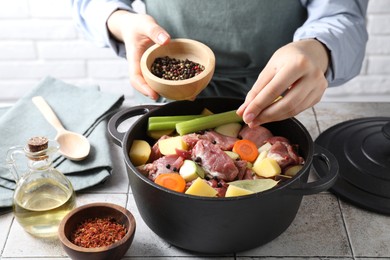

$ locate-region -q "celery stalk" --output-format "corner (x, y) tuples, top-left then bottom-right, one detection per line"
(148, 114), (205, 123)
(148, 121), (179, 131)
(176, 110), (243, 135)
(147, 114), (205, 131)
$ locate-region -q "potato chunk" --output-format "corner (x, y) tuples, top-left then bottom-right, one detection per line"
(214, 122), (242, 137)
(158, 136), (188, 155)
(147, 129), (174, 140)
(225, 185), (254, 197)
(129, 140), (151, 166)
(252, 157), (281, 178)
(185, 178), (218, 197)
(285, 165), (303, 177)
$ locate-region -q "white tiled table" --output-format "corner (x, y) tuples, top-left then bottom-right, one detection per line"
(1, 102), (390, 260)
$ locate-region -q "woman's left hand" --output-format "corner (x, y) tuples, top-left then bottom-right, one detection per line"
(236, 39), (330, 127)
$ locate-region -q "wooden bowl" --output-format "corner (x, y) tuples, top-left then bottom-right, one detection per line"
(140, 38), (215, 100)
(58, 203), (136, 260)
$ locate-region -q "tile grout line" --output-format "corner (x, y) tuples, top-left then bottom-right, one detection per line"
(1, 215), (15, 258)
(312, 106), (321, 135)
(313, 105), (356, 259)
(337, 198), (357, 260)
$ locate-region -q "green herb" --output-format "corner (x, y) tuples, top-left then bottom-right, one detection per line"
(228, 179), (279, 193)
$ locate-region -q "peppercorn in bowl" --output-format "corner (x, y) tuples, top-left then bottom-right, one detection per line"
(141, 38), (215, 100)
(58, 202), (136, 260)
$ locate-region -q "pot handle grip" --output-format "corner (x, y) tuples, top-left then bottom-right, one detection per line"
(108, 105), (159, 147)
(288, 144), (339, 195)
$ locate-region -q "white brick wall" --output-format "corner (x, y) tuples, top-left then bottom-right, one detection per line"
(0, 0), (132, 106)
(0, 0), (389, 105)
(323, 0), (390, 102)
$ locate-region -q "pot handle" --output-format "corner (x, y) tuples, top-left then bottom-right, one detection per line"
(288, 144), (339, 195)
(108, 105), (160, 147)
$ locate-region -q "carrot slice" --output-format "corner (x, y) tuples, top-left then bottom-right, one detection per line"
(232, 139), (259, 163)
(155, 173), (186, 193)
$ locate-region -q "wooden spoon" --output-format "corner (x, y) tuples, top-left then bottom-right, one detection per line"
(32, 96), (90, 161)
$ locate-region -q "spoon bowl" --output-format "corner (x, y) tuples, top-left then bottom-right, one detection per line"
(55, 131), (90, 161)
(32, 96), (90, 161)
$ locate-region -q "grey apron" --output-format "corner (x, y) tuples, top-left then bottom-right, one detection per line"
(143, 0), (307, 100)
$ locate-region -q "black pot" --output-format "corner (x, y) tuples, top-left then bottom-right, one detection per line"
(108, 97), (338, 254)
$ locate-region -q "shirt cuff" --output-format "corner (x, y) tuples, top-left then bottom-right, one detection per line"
(294, 17), (367, 87)
(105, 5), (134, 58)
(293, 33), (335, 87)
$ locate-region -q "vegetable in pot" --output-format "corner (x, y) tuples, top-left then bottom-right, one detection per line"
(158, 136), (188, 155)
(228, 179), (279, 193)
(185, 178), (218, 197)
(148, 114), (205, 131)
(132, 108), (305, 198)
(225, 185), (254, 197)
(214, 122), (242, 138)
(129, 140), (151, 166)
(179, 160), (205, 181)
(252, 157), (281, 178)
(155, 173), (186, 193)
(232, 139), (259, 163)
(176, 110), (242, 135)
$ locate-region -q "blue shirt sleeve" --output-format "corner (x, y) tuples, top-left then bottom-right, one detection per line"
(296, 0), (369, 87)
(70, 0), (134, 57)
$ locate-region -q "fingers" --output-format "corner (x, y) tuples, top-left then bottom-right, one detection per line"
(248, 74), (326, 127)
(121, 14), (171, 100)
(236, 66), (274, 116)
(239, 61), (305, 125)
(126, 44), (159, 100)
(238, 40), (330, 127)
(247, 69), (327, 127)
(131, 74), (159, 100)
(145, 23), (170, 45)
(129, 14), (170, 46)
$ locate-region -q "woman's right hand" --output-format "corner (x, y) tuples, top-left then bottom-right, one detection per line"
(107, 10), (170, 100)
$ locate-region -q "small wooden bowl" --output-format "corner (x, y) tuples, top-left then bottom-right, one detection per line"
(58, 202), (136, 260)
(141, 38), (215, 100)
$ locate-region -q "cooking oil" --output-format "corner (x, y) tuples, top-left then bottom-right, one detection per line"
(13, 178), (76, 237)
(7, 136), (76, 238)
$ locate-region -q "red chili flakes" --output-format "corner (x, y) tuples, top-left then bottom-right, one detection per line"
(70, 217), (127, 248)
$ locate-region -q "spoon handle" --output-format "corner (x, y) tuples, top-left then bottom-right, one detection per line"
(32, 96), (66, 132)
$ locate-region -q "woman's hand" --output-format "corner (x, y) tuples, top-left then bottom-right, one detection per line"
(236, 39), (330, 127)
(107, 10), (170, 100)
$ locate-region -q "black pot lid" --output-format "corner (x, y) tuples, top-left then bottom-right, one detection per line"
(314, 117), (390, 215)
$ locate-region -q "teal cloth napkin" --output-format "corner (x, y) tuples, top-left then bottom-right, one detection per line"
(0, 76), (124, 207)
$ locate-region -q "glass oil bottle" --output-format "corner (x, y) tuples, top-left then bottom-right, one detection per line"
(7, 136), (76, 237)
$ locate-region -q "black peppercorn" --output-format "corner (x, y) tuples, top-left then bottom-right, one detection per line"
(151, 56), (205, 81)
(194, 157), (202, 163)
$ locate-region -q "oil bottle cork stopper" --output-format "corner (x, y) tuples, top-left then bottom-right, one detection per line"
(28, 136), (49, 152)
